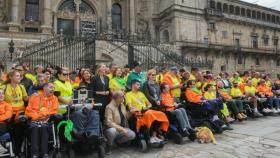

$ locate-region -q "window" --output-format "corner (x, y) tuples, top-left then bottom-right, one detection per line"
(252, 10), (256, 19)
(241, 8), (246, 16)
(222, 31), (228, 39)
(263, 37), (269, 46)
(235, 38), (240, 49)
(79, 1), (95, 13)
(217, 2), (222, 11)
(209, 0), (215, 9)
(112, 3), (122, 30)
(262, 12), (266, 21)
(25, 0), (39, 21)
(247, 9), (251, 18)
(257, 11), (261, 19)
(277, 16), (280, 23)
(277, 60), (280, 66)
(208, 22), (215, 30)
(58, 0), (76, 12)
(272, 15), (276, 23)
(238, 56), (242, 65)
(229, 5), (234, 14)
(256, 58), (260, 66)
(252, 36), (258, 48)
(267, 14), (271, 22)
(223, 4), (228, 13)
(204, 37), (209, 46)
(235, 6), (240, 15)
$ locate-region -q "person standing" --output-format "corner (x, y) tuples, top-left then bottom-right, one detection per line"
(126, 62), (146, 91)
(162, 67), (182, 99)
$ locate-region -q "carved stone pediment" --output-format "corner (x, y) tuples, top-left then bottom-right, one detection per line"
(80, 11), (97, 21)
(57, 9), (76, 19)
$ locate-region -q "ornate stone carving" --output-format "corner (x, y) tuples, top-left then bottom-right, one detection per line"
(0, 0), (7, 22)
(57, 9), (76, 19)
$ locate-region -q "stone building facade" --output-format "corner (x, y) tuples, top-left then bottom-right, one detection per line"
(0, 0), (280, 77)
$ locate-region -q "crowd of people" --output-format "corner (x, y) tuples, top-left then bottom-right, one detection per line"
(0, 61), (280, 157)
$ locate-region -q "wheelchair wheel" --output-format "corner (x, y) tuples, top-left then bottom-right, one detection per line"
(173, 133), (183, 144)
(139, 139), (147, 153)
(98, 145), (105, 158)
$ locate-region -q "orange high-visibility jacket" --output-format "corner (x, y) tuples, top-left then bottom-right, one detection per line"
(25, 93), (59, 121)
(0, 101), (13, 123)
(185, 88), (203, 103)
(257, 85), (273, 97)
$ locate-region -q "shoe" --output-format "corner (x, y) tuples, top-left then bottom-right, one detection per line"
(226, 117), (235, 123)
(181, 130), (189, 137)
(276, 109), (280, 113)
(262, 108), (268, 113)
(237, 113), (244, 122)
(31, 156), (39, 158)
(241, 113), (247, 119)
(221, 125), (233, 131)
(254, 112), (263, 117)
(267, 108), (273, 113)
(272, 108), (277, 113)
(150, 136), (161, 144)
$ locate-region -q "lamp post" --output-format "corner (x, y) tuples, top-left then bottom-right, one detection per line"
(8, 40), (15, 62)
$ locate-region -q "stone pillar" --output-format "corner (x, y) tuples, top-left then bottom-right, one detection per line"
(130, 0), (135, 34)
(41, 0), (52, 34)
(74, 0), (81, 35)
(107, 0), (112, 31)
(8, 0), (20, 32)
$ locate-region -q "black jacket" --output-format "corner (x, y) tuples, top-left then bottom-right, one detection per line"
(143, 81), (161, 106)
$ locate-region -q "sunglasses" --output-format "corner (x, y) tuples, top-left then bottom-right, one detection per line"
(62, 73), (70, 76)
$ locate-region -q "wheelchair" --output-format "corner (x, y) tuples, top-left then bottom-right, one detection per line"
(129, 109), (167, 153)
(58, 88), (106, 158)
(22, 114), (62, 158)
(0, 130), (15, 157)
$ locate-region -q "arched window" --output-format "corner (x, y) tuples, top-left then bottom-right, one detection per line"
(217, 2), (222, 11)
(267, 14), (271, 22)
(112, 3), (122, 30)
(209, 0), (215, 9)
(79, 1), (95, 13)
(272, 15), (276, 23)
(241, 8), (245, 16)
(247, 9), (251, 18)
(229, 5), (234, 14)
(252, 10), (256, 19)
(257, 11), (261, 19)
(58, 0), (76, 12)
(235, 6), (240, 15)
(25, 0), (39, 21)
(162, 30), (170, 43)
(262, 12), (266, 21)
(223, 4), (228, 13)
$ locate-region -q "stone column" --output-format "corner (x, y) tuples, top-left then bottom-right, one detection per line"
(107, 0), (112, 31)
(41, 0), (52, 34)
(8, 0), (20, 32)
(130, 0), (136, 34)
(74, 0), (81, 35)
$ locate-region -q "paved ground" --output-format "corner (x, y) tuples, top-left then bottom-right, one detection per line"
(2, 116), (280, 158)
(106, 116), (280, 158)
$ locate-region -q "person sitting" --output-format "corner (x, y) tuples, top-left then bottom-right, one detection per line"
(185, 80), (223, 122)
(161, 83), (195, 136)
(0, 89), (13, 136)
(25, 83), (59, 158)
(104, 91), (135, 154)
(244, 80), (263, 117)
(230, 81), (247, 119)
(257, 79), (280, 113)
(125, 80), (169, 144)
(216, 81), (246, 121)
(204, 84), (235, 123)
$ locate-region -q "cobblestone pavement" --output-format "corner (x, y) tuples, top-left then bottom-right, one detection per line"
(2, 116), (280, 158)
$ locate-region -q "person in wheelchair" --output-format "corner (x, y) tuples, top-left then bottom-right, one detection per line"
(185, 80), (223, 122)
(25, 82), (59, 158)
(0, 88), (13, 137)
(160, 83), (195, 136)
(244, 80), (263, 117)
(257, 79), (280, 114)
(104, 91), (135, 154)
(125, 80), (169, 144)
(229, 81), (248, 119)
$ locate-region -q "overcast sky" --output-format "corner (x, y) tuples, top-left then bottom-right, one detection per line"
(242, 0), (280, 11)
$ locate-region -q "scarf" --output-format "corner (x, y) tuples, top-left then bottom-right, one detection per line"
(191, 87), (202, 94)
(57, 120), (74, 142)
(114, 77), (126, 87)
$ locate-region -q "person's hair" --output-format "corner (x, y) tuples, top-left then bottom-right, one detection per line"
(191, 67), (199, 72)
(4, 70), (20, 84)
(147, 69), (156, 80)
(109, 63), (116, 69)
(160, 83), (168, 92)
(131, 79), (140, 85)
(187, 80), (195, 88)
(112, 67), (123, 78)
(77, 67), (85, 78)
(81, 69), (92, 81)
(95, 63), (106, 75)
(112, 91), (124, 100)
(43, 69), (52, 74)
(179, 68), (186, 73)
